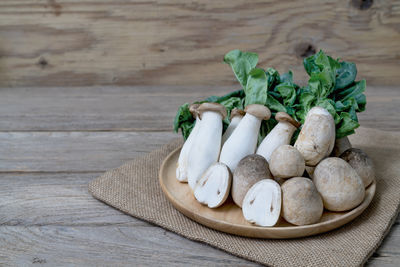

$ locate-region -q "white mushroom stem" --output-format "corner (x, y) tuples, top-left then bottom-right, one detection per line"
(256, 112), (300, 162)
(176, 107), (201, 182)
(219, 104), (271, 172)
(221, 109), (244, 145)
(187, 103), (226, 190)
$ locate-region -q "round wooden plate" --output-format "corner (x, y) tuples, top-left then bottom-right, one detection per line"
(159, 146), (376, 239)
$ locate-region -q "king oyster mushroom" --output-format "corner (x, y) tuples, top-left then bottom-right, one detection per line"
(231, 154), (272, 208)
(269, 145), (305, 179)
(219, 104), (271, 172)
(194, 163), (232, 208)
(242, 179), (282, 227)
(332, 136), (352, 157)
(313, 157), (365, 211)
(340, 148), (375, 188)
(281, 177), (323, 226)
(187, 103), (227, 190)
(176, 104), (201, 182)
(294, 107), (335, 166)
(256, 112), (300, 162)
(221, 108), (245, 145)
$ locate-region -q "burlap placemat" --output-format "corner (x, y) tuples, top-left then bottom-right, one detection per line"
(89, 127), (400, 266)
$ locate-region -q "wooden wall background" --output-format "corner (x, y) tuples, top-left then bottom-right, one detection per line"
(0, 0), (399, 87)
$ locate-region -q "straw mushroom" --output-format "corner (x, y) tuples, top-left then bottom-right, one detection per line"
(256, 112), (300, 162)
(221, 108), (245, 145)
(176, 104), (201, 182)
(281, 177), (323, 225)
(332, 136), (352, 157)
(242, 179), (282, 227)
(219, 104), (271, 172)
(194, 163), (232, 208)
(340, 148), (375, 188)
(187, 103), (227, 190)
(313, 157), (365, 211)
(294, 107), (335, 166)
(269, 145), (305, 179)
(231, 154), (272, 208)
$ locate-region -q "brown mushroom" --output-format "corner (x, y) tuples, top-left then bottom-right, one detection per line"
(231, 154), (273, 208)
(340, 148), (375, 188)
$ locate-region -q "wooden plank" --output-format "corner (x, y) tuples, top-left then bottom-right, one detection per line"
(0, 172), (399, 266)
(0, 86), (233, 131)
(0, 225), (260, 266)
(0, 85), (399, 132)
(0, 0), (399, 87)
(0, 131), (177, 172)
(0, 224), (399, 267)
(0, 173), (137, 226)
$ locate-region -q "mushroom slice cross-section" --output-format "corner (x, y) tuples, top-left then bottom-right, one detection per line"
(194, 163), (232, 208)
(242, 179), (282, 227)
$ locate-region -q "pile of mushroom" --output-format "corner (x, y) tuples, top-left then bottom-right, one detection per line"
(176, 103), (375, 227)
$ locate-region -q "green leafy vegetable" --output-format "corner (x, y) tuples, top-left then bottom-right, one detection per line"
(244, 68), (269, 106)
(174, 49), (367, 141)
(223, 50), (258, 88)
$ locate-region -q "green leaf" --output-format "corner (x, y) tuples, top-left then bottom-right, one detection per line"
(266, 93), (287, 113)
(244, 68), (269, 106)
(265, 67), (281, 89)
(173, 103), (195, 140)
(335, 80), (366, 112)
(276, 82), (297, 106)
(224, 50), (258, 88)
(280, 70), (293, 84)
(336, 112), (360, 138)
(335, 61), (357, 89)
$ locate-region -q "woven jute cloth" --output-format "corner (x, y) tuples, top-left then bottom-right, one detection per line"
(89, 127), (400, 266)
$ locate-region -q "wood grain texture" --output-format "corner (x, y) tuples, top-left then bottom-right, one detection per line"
(0, 85), (398, 131)
(0, 225), (259, 266)
(0, 0), (400, 87)
(0, 131), (177, 172)
(0, 85), (399, 266)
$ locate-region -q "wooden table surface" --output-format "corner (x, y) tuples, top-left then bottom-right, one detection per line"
(1, 85), (399, 266)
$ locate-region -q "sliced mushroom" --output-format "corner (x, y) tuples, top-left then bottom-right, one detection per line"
(176, 104), (201, 182)
(219, 104), (271, 172)
(221, 108), (245, 145)
(281, 177), (323, 226)
(340, 148), (375, 188)
(332, 136), (352, 157)
(232, 154), (272, 208)
(256, 112), (300, 162)
(269, 145), (305, 179)
(187, 103), (227, 190)
(294, 107), (335, 166)
(242, 179), (281, 227)
(194, 163), (232, 208)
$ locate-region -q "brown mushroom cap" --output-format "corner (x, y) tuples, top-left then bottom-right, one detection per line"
(275, 112), (301, 128)
(189, 103), (201, 118)
(244, 104), (271, 120)
(197, 102), (227, 119)
(230, 108), (245, 120)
